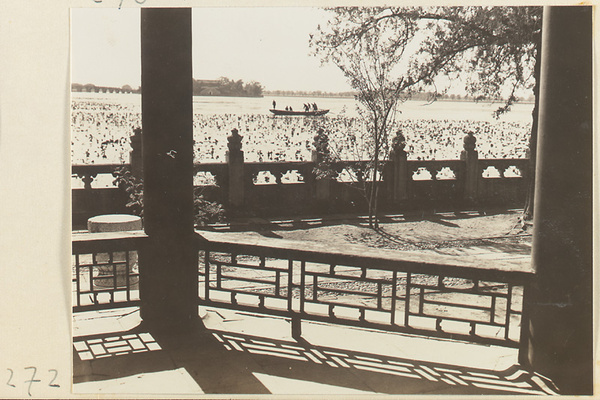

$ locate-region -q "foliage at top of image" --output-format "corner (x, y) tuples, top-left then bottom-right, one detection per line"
(308, 6), (542, 228)
(310, 6), (541, 117)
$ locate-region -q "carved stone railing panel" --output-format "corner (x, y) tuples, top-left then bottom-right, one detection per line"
(412, 167), (433, 181)
(436, 166), (457, 180)
(482, 166), (502, 178)
(336, 169), (358, 183)
(246, 162), (312, 186)
(253, 170), (278, 185)
(72, 164), (124, 189)
(408, 160), (463, 182)
(281, 170), (304, 184)
(193, 163), (227, 187)
(194, 171), (218, 186)
(503, 165), (522, 178)
(331, 161), (377, 183)
(479, 159), (528, 180)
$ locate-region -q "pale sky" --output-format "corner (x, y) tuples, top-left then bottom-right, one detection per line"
(70, 7), (353, 92)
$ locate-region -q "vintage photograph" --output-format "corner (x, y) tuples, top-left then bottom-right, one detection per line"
(69, 6), (593, 395)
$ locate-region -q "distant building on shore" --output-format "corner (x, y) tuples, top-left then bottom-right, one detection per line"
(70, 77), (264, 98)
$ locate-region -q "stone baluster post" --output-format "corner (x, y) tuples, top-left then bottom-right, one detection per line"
(129, 127), (143, 179)
(80, 172), (96, 191)
(460, 130), (478, 204)
(226, 128), (245, 209)
(311, 129), (332, 209)
(387, 130), (409, 203)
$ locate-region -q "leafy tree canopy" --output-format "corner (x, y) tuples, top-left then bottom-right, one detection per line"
(309, 6), (543, 227)
(311, 6), (542, 116)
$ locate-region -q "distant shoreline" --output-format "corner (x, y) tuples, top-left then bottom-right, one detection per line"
(266, 93), (535, 105)
(264, 92), (356, 99)
(433, 98), (535, 105)
(71, 91), (534, 105)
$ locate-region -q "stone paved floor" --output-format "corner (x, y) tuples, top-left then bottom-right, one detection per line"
(72, 212), (548, 396)
(73, 307), (558, 396)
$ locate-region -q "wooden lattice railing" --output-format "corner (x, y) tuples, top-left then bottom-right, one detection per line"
(72, 230), (533, 349)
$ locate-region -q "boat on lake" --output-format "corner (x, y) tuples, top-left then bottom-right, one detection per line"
(269, 108), (329, 116)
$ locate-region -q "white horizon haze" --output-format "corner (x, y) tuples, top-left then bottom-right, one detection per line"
(71, 7), (354, 93)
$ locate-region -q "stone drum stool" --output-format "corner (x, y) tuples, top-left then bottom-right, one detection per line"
(88, 214), (142, 288)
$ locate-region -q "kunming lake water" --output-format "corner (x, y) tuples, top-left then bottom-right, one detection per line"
(72, 92), (533, 188)
(72, 91), (533, 174)
(72, 92), (534, 123)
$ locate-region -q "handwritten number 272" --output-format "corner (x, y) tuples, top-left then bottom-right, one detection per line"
(6, 368), (60, 396)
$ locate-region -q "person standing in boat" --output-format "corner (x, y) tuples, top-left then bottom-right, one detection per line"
(312, 103), (318, 110)
(272, 100), (276, 109)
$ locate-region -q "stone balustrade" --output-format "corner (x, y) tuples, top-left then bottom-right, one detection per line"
(72, 129), (529, 227)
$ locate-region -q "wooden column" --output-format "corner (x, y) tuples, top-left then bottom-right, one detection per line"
(139, 8), (197, 329)
(519, 6), (593, 395)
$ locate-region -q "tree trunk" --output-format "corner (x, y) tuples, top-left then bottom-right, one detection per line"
(371, 129), (380, 229)
(373, 179), (380, 230)
(523, 30), (542, 221)
(367, 175), (376, 228)
(367, 192), (374, 228)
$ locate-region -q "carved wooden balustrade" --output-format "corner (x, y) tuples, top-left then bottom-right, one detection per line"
(72, 230), (533, 349)
(72, 230), (147, 312)
(198, 230), (532, 347)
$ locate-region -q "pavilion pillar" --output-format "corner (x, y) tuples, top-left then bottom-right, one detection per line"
(138, 8), (197, 329)
(519, 6), (593, 395)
